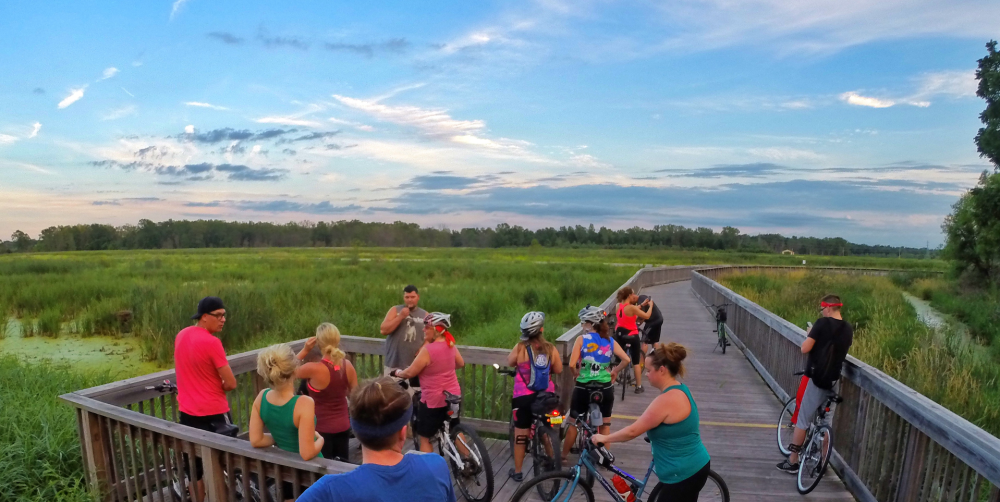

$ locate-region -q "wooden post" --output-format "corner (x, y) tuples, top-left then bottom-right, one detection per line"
(201, 445), (227, 502)
(80, 410), (115, 501)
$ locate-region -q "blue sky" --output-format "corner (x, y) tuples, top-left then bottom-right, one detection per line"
(1, 0), (998, 247)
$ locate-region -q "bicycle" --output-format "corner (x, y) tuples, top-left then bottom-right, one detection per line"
(494, 364), (563, 497)
(395, 378), (495, 502)
(790, 390), (842, 494)
(706, 304), (732, 354)
(512, 417), (729, 502)
(610, 336), (638, 401)
(145, 380), (273, 502)
(776, 371), (808, 457)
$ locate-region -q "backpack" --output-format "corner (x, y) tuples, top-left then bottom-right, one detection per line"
(522, 345), (551, 392)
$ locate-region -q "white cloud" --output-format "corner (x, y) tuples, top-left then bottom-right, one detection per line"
(29, 122), (41, 139)
(746, 147), (825, 161)
(57, 87), (86, 109)
(332, 94), (484, 138)
(102, 105), (137, 121)
(909, 70), (978, 100)
(185, 101), (229, 111)
(840, 92), (895, 108)
(121, 87), (135, 97)
(256, 116), (323, 127)
(329, 117), (375, 131)
(101, 67), (119, 80)
(0, 160), (52, 174)
(184, 125), (195, 134)
(170, 0), (190, 20)
(0, 134), (19, 145)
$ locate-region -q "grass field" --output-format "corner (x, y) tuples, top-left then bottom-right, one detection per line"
(718, 270), (1000, 436)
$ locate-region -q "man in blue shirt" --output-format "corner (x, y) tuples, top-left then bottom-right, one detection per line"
(298, 377), (456, 502)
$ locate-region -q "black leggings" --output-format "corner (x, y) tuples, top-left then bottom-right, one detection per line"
(651, 462), (710, 502)
(320, 430), (351, 462)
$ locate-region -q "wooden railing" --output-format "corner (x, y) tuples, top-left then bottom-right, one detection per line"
(61, 336), (512, 501)
(692, 267), (1000, 502)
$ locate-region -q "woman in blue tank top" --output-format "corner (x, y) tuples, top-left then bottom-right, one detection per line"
(592, 343), (710, 502)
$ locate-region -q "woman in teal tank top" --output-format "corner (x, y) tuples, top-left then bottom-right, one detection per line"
(592, 343), (710, 502)
(250, 343), (325, 461)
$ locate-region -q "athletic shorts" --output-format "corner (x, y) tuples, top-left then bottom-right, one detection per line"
(795, 379), (836, 430)
(642, 320), (663, 345)
(319, 430), (351, 462)
(512, 394), (538, 429)
(569, 384), (614, 421)
(179, 412), (234, 480)
(650, 461), (710, 502)
(415, 401), (460, 438)
(614, 332), (643, 365)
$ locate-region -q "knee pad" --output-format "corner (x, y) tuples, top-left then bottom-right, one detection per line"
(515, 434), (530, 445)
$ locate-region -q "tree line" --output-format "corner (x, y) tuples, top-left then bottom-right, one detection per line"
(3, 218), (935, 258)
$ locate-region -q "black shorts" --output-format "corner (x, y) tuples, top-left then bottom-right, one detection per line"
(512, 394), (537, 429)
(642, 320), (663, 345)
(415, 401), (460, 438)
(179, 412), (234, 480)
(614, 332), (642, 365)
(650, 461), (710, 502)
(319, 430), (352, 462)
(569, 384), (614, 421)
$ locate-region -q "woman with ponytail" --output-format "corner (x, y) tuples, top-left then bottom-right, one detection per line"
(591, 343), (710, 502)
(294, 323), (358, 461)
(250, 343), (325, 467)
(391, 312), (465, 452)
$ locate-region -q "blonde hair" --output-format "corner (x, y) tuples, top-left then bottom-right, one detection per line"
(647, 342), (688, 378)
(256, 343), (298, 387)
(316, 322), (346, 366)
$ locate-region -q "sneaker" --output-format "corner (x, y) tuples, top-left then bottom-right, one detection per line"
(634, 386), (645, 394)
(508, 468), (524, 482)
(776, 460), (799, 474)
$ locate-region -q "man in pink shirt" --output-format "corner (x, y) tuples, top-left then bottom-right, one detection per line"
(175, 296), (238, 500)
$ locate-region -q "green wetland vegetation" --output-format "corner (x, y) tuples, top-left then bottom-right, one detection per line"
(718, 270), (1000, 436)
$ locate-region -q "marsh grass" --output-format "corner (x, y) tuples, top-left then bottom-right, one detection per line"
(720, 270), (1000, 436)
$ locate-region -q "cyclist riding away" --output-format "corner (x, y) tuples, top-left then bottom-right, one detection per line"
(380, 285), (427, 397)
(250, 343), (325, 463)
(562, 305), (631, 459)
(637, 294), (664, 354)
(777, 295), (854, 474)
(616, 287), (654, 393)
(507, 311), (564, 482)
(175, 296), (238, 501)
(391, 312), (465, 453)
(592, 343), (711, 502)
(296, 323), (358, 461)
(297, 377), (457, 502)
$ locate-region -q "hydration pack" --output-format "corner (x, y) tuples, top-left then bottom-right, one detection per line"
(523, 345), (551, 392)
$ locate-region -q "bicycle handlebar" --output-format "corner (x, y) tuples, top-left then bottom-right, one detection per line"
(492, 364), (517, 377)
(144, 380), (177, 393)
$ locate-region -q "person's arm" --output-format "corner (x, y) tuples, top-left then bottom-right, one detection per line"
(217, 365), (238, 392)
(802, 319), (822, 354)
(626, 304), (653, 321)
(454, 347), (465, 369)
(249, 391), (275, 448)
(296, 337), (318, 361)
(395, 347), (431, 379)
(592, 392), (671, 445)
(294, 362), (329, 390)
(345, 360), (358, 391)
(610, 341), (630, 379)
(506, 344), (522, 367)
(210, 338), (238, 391)
(294, 397), (324, 461)
(379, 306), (407, 335)
(568, 337), (583, 378)
(550, 347), (564, 375)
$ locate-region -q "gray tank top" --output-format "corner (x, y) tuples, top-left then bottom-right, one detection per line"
(385, 305), (427, 368)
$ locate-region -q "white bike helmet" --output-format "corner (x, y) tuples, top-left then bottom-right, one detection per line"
(520, 311), (545, 340)
(578, 305), (607, 324)
(423, 312), (452, 329)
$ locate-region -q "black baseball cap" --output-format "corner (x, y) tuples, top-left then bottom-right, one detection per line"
(637, 295), (650, 303)
(191, 296), (226, 320)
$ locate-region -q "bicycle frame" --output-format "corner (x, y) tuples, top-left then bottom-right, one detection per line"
(568, 421), (656, 502)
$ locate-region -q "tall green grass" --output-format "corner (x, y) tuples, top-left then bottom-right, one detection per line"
(0, 355), (111, 501)
(719, 270), (1000, 436)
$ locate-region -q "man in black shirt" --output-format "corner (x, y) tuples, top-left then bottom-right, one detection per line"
(777, 294), (853, 474)
(637, 294), (664, 353)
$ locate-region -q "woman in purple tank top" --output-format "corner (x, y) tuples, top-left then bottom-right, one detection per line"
(296, 323), (358, 461)
(391, 312), (465, 453)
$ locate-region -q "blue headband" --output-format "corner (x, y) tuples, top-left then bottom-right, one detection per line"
(349, 406), (413, 440)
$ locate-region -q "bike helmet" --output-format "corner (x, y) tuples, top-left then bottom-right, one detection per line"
(578, 305), (607, 324)
(519, 311), (545, 340)
(423, 312), (452, 329)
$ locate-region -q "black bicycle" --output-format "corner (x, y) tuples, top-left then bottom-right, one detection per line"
(706, 304), (732, 354)
(611, 337), (638, 401)
(495, 364), (563, 497)
(795, 391), (842, 494)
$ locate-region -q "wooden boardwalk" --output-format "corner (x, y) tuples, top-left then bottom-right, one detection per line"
(478, 280), (854, 501)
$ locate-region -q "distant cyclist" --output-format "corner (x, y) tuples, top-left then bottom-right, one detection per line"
(637, 294), (664, 353)
(297, 377), (457, 502)
(593, 343), (710, 502)
(391, 312), (465, 453)
(296, 323), (358, 461)
(562, 305), (631, 459)
(616, 287), (654, 393)
(506, 311), (564, 482)
(250, 344), (324, 461)
(777, 295), (853, 474)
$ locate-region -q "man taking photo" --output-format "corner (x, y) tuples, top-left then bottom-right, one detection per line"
(776, 294), (853, 474)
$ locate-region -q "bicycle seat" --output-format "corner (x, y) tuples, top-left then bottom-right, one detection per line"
(643, 436), (650, 444)
(829, 395), (843, 404)
(444, 391), (463, 404)
(588, 390), (604, 403)
(793, 371), (805, 376)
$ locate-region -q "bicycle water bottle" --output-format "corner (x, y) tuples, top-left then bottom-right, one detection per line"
(612, 475), (635, 502)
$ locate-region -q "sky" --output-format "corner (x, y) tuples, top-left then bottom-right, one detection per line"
(1, 0), (998, 247)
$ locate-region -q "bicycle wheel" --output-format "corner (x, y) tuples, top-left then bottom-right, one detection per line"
(777, 397), (796, 456)
(531, 424), (563, 498)
(797, 426), (833, 494)
(620, 365), (628, 401)
(511, 470), (595, 502)
(446, 424), (494, 502)
(719, 322), (726, 354)
(647, 469), (730, 502)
